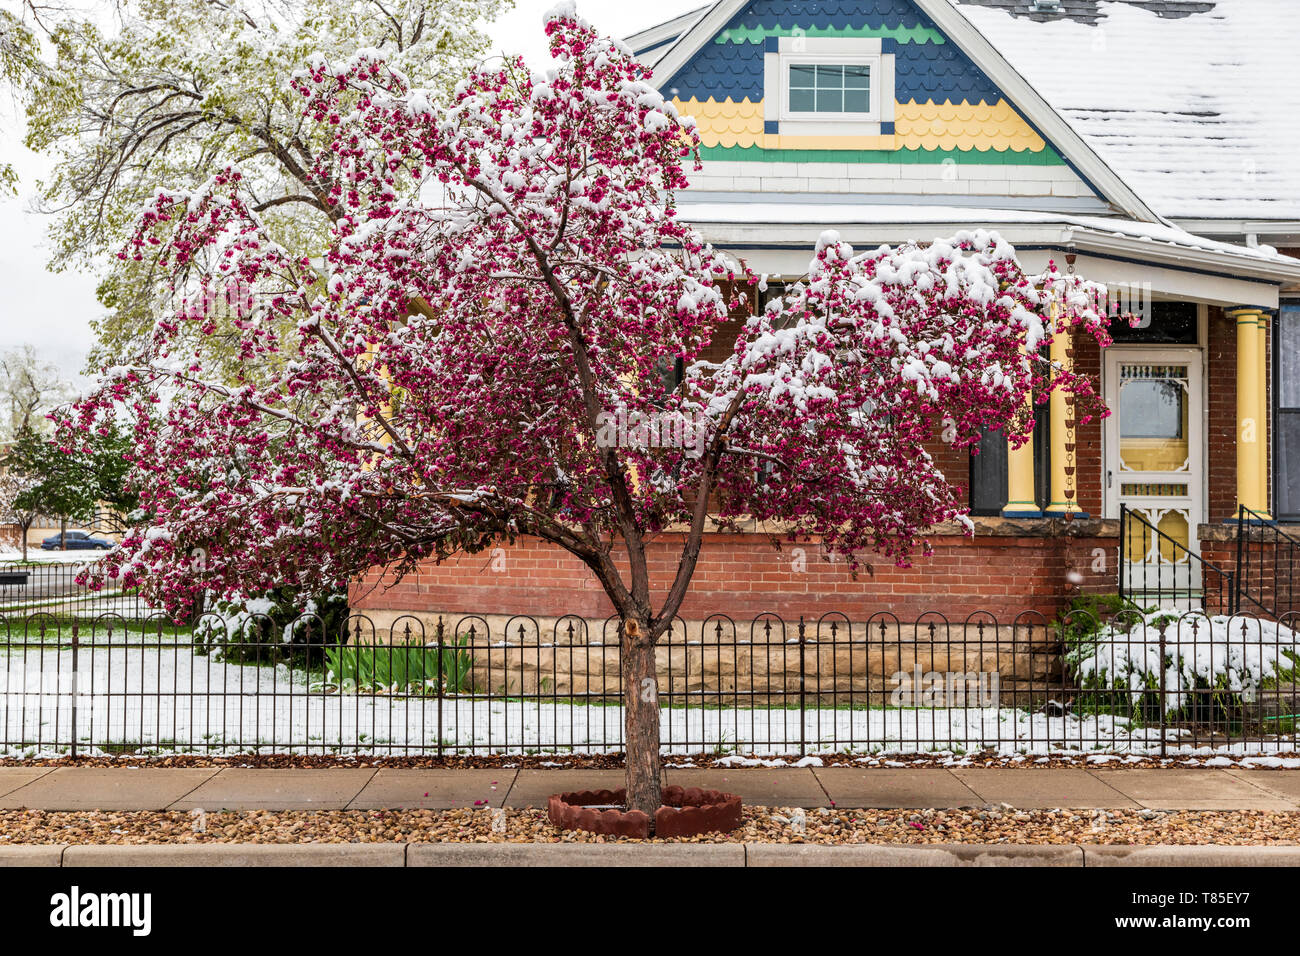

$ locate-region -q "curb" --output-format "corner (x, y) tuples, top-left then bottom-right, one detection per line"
(0, 845), (67, 867)
(1082, 845), (1300, 867)
(1, 842), (1295, 866)
(408, 842), (745, 867)
(747, 843), (1084, 866)
(60, 844), (405, 867)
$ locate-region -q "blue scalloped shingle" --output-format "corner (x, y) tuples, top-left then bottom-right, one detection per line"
(897, 42), (1002, 100)
(662, 0), (1003, 103)
(665, 42), (765, 100)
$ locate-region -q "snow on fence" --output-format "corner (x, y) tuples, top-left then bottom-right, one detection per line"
(2, 609), (1299, 758)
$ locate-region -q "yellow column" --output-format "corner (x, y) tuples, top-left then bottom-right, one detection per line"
(1046, 317), (1083, 518)
(1003, 341), (1040, 518)
(1003, 431), (1039, 517)
(1257, 310), (1272, 518)
(1230, 307), (1271, 518)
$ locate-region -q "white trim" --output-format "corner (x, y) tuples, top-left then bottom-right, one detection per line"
(669, 202), (1300, 284)
(625, 4), (711, 55)
(778, 36), (882, 55)
(648, 0), (1163, 223)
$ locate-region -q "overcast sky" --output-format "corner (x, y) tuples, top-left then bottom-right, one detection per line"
(0, 0), (704, 383)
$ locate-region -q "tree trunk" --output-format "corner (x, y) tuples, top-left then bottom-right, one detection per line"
(622, 620), (662, 818)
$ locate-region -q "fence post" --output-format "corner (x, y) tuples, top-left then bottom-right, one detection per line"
(798, 616), (807, 757)
(70, 624), (79, 760)
(1158, 619), (1168, 759)
(1118, 504), (1127, 606)
(1235, 504), (1244, 615)
(436, 616), (445, 759)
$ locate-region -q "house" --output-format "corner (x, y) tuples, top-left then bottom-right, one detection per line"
(351, 0), (1300, 631)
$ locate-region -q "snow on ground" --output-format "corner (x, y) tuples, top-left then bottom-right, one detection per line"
(0, 641), (1292, 759)
(0, 551), (106, 564)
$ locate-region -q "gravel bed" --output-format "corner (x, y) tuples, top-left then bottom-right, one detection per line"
(1, 806), (1298, 845)
(2, 751), (1299, 770)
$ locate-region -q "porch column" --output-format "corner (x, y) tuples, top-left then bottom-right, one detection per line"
(1003, 335), (1040, 518)
(1229, 306), (1271, 518)
(1045, 320), (1084, 518)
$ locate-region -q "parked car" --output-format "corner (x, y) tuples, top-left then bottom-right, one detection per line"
(40, 530), (114, 551)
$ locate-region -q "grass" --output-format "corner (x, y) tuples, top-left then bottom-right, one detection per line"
(323, 637), (476, 695)
(0, 618), (195, 647)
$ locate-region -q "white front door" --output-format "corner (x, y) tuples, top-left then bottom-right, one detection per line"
(1103, 349), (1204, 593)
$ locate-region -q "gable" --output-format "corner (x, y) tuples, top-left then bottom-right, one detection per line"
(659, 0), (1060, 164)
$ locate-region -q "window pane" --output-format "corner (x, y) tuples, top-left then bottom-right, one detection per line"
(844, 65), (870, 88)
(1120, 380), (1185, 439)
(789, 64), (815, 88)
(789, 62), (872, 114)
(815, 64), (842, 87)
(789, 88), (815, 112)
(970, 427), (1008, 515)
(1281, 306), (1300, 408)
(1107, 300), (1198, 345)
(816, 88), (843, 112)
(1278, 410), (1300, 519)
(1118, 365), (1190, 474)
(843, 89), (869, 112)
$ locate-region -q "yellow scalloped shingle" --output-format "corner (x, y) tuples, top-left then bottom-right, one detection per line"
(895, 99), (1046, 152)
(672, 97), (763, 148)
(669, 97), (1045, 153)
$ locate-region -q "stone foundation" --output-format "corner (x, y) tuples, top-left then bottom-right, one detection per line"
(342, 611), (1063, 705)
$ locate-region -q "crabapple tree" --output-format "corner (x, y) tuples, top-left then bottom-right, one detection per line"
(68, 7), (1111, 815)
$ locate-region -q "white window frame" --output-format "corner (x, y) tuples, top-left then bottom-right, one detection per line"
(764, 37), (895, 136)
(780, 54), (879, 122)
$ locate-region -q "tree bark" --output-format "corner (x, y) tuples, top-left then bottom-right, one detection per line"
(621, 619), (662, 818)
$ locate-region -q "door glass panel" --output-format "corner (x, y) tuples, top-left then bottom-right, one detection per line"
(1118, 364), (1190, 473)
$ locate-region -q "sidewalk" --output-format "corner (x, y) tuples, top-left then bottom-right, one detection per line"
(3, 765), (1300, 811)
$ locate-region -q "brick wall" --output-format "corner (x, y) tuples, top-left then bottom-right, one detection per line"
(350, 523), (1119, 623)
(1073, 334), (1104, 517)
(1207, 306), (1239, 522)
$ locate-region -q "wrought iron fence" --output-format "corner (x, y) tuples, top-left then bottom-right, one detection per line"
(1236, 505), (1300, 619)
(0, 560), (151, 620)
(2, 608), (1298, 759)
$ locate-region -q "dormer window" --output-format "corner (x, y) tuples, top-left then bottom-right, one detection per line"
(764, 37), (895, 137)
(786, 62), (874, 118)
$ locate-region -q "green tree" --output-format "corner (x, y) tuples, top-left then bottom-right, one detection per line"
(1, 423), (135, 559)
(0, 0), (53, 194)
(0, 344), (73, 440)
(25, 0), (511, 376)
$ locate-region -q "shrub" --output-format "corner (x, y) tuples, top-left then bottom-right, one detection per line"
(324, 636), (476, 695)
(1064, 609), (1300, 726)
(194, 587), (348, 667)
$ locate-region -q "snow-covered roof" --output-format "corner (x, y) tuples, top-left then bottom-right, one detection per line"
(677, 198), (1300, 270)
(950, 0), (1300, 221)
